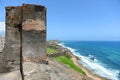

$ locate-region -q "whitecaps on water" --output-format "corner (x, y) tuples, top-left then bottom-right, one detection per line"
(58, 42), (120, 80)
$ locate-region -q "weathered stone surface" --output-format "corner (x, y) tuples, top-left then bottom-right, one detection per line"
(0, 4), (47, 80)
(22, 4), (46, 62)
(6, 6), (22, 27)
(0, 7), (22, 72)
(23, 59), (92, 80)
(0, 37), (5, 52)
(0, 70), (22, 80)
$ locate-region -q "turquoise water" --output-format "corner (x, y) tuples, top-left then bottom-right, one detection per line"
(61, 41), (120, 80)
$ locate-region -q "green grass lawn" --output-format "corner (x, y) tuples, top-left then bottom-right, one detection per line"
(55, 56), (86, 75)
(47, 48), (58, 54)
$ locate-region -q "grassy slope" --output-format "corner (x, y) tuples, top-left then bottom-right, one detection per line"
(55, 56), (86, 75)
(47, 48), (58, 54)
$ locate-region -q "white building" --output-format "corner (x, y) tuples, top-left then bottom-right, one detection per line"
(0, 37), (5, 52)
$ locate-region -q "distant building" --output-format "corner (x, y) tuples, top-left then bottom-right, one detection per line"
(0, 36), (5, 52)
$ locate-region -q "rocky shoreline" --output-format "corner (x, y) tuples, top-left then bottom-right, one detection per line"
(47, 40), (107, 80)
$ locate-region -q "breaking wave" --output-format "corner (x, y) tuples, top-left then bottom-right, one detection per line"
(58, 42), (120, 80)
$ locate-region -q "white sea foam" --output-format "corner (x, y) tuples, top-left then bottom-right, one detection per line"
(58, 42), (120, 80)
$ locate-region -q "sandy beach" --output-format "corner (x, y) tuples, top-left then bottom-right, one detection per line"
(71, 55), (107, 80)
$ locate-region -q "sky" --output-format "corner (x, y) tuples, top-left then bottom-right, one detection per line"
(0, 0), (120, 41)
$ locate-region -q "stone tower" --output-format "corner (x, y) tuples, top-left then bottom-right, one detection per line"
(1, 6), (22, 72)
(22, 4), (46, 62)
(0, 4), (46, 75)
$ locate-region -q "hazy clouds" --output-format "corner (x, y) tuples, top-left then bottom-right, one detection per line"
(0, 22), (5, 32)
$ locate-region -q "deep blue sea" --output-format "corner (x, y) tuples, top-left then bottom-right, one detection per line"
(60, 41), (120, 80)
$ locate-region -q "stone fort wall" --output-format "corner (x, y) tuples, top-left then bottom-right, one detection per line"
(0, 37), (5, 52)
(0, 4), (46, 76)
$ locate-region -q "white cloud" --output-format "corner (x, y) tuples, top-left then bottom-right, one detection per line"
(0, 22), (5, 32)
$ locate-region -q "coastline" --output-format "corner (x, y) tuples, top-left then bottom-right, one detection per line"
(71, 55), (107, 80)
(57, 42), (107, 80)
(47, 40), (109, 80)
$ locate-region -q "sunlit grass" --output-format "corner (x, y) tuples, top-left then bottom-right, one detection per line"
(47, 48), (58, 54)
(55, 56), (86, 75)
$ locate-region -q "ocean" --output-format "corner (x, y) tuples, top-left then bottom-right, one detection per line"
(60, 41), (120, 80)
